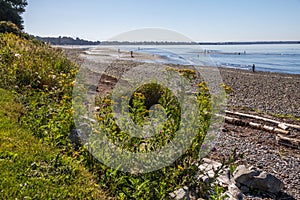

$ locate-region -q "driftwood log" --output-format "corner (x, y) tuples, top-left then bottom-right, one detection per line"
(276, 134), (300, 149)
(220, 115), (289, 134)
(225, 110), (300, 130)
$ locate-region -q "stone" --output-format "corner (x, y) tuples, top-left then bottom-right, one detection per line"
(233, 165), (284, 194)
(223, 183), (243, 200)
(169, 192), (176, 199)
(250, 171), (284, 194)
(173, 188), (186, 200)
(217, 169), (232, 187)
(240, 186), (249, 193)
(233, 165), (260, 184)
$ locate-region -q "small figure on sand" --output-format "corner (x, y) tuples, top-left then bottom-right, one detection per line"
(130, 51), (134, 58)
(252, 64), (255, 72)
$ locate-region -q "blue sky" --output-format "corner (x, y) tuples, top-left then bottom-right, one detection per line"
(23, 0), (300, 42)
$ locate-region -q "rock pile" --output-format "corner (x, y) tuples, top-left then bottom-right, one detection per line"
(169, 159), (284, 200)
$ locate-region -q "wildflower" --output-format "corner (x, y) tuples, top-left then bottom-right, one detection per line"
(14, 53), (21, 58)
(104, 99), (111, 104)
(178, 165), (184, 170)
(62, 73), (67, 77)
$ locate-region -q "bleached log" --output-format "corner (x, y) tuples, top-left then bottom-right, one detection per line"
(221, 115), (289, 134)
(276, 134), (300, 149)
(225, 110), (300, 130)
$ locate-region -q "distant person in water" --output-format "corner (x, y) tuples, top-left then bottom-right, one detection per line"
(252, 64), (255, 72)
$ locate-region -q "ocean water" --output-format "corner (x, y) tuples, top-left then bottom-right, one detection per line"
(110, 44), (300, 74)
(80, 44), (300, 74)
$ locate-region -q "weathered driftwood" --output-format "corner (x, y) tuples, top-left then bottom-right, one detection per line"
(276, 134), (300, 149)
(221, 115), (289, 134)
(225, 110), (300, 130)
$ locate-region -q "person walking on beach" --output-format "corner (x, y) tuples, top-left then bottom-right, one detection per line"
(252, 64), (255, 72)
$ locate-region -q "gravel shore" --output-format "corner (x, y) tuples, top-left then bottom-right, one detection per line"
(212, 68), (300, 199)
(219, 67), (300, 116)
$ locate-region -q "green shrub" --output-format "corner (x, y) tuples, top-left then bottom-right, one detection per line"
(0, 21), (20, 34)
(86, 75), (214, 199)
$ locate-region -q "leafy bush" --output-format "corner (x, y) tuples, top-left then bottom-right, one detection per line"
(76, 71), (216, 199)
(0, 21), (20, 34)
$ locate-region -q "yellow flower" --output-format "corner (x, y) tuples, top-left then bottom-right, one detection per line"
(178, 165), (184, 170)
(104, 99), (111, 104)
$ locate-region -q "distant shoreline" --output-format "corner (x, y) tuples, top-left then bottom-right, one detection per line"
(90, 40), (300, 46)
(37, 35), (300, 46)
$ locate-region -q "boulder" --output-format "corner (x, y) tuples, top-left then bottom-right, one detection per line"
(233, 165), (284, 194)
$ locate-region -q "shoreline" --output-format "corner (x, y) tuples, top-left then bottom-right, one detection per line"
(60, 45), (300, 75)
(63, 47), (300, 117)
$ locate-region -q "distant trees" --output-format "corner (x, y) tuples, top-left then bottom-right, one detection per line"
(0, 0), (28, 30)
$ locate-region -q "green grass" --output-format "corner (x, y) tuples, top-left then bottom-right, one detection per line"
(0, 88), (110, 199)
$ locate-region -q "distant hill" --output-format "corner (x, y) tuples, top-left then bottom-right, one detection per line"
(198, 41), (300, 45)
(35, 36), (101, 45)
(35, 36), (300, 46)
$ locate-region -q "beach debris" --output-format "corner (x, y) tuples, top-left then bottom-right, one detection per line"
(225, 110), (300, 130)
(278, 123), (288, 130)
(276, 134), (300, 149)
(220, 115), (290, 134)
(222, 110), (300, 149)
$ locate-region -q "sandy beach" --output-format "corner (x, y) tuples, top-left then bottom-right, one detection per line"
(64, 47), (300, 199)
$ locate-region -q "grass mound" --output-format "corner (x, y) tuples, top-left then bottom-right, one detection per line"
(0, 88), (108, 199)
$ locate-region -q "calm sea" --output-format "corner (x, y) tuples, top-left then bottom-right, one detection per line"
(114, 44), (300, 74)
(78, 44), (300, 74)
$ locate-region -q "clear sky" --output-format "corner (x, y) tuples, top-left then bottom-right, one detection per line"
(23, 0), (300, 42)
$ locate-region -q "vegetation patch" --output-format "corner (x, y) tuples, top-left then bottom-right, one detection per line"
(0, 88), (109, 199)
(0, 32), (234, 199)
